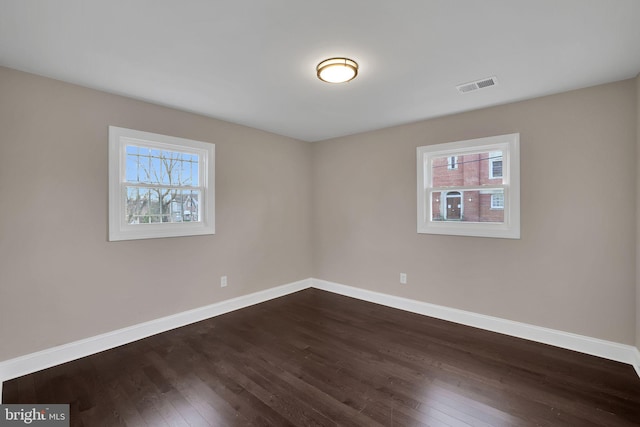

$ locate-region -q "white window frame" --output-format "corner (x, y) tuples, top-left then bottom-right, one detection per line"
(417, 133), (520, 239)
(108, 126), (215, 241)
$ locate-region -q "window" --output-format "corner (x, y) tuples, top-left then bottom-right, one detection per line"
(489, 151), (503, 179)
(447, 156), (458, 170)
(108, 126), (215, 241)
(490, 192), (504, 209)
(417, 133), (520, 239)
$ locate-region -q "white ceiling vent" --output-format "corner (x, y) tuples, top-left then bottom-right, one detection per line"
(456, 76), (498, 94)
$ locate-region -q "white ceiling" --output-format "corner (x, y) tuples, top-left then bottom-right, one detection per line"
(1, 1), (640, 142)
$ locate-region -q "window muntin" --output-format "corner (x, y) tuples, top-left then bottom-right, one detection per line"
(109, 127), (215, 241)
(417, 133), (519, 239)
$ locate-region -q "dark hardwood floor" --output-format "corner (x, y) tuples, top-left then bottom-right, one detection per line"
(3, 288), (640, 426)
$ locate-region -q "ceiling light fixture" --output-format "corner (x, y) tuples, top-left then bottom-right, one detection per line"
(316, 57), (358, 83)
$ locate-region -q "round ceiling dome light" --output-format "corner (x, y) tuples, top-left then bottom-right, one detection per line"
(316, 57), (358, 83)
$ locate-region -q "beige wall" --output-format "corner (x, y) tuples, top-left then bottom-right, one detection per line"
(0, 67), (313, 361)
(313, 79), (637, 344)
(1, 65), (637, 363)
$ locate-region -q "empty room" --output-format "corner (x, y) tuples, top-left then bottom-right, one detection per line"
(1, 1), (640, 426)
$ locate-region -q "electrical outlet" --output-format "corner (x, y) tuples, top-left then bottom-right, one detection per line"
(400, 273), (407, 284)
(220, 275), (228, 287)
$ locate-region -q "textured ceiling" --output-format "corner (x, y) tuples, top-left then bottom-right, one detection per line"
(1, 0), (640, 141)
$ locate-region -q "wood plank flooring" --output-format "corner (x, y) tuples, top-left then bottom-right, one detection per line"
(3, 288), (640, 426)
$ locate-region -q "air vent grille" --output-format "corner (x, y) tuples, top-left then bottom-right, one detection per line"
(456, 76), (498, 94)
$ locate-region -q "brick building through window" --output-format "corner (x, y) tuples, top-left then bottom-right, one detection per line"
(431, 152), (504, 222)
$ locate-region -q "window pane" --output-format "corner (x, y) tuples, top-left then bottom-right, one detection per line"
(179, 159), (190, 185)
(182, 190), (200, 222)
(125, 148), (151, 184)
(149, 190), (161, 216)
(125, 186), (202, 224)
(125, 154), (139, 182)
(169, 191), (182, 223)
(161, 189), (173, 222)
(126, 187), (150, 224)
(431, 189), (504, 223)
(160, 150), (169, 185)
(125, 145), (199, 186)
(126, 187), (140, 224)
(432, 151), (504, 186)
(191, 156), (199, 186)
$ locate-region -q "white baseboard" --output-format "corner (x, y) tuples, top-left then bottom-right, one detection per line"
(311, 279), (640, 373)
(2, 276), (638, 403)
(0, 278), (311, 400)
(633, 348), (640, 378)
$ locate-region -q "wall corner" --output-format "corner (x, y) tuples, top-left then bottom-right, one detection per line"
(636, 72), (640, 354)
